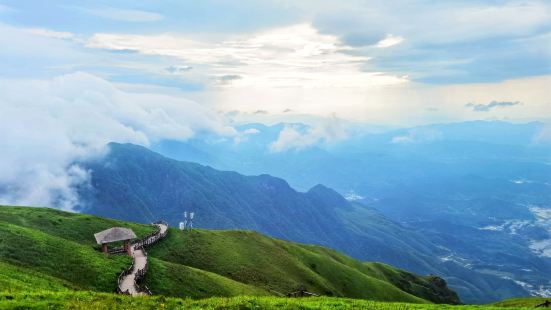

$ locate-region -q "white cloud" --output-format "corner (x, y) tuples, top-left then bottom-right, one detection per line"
(534, 123), (551, 144)
(243, 128), (260, 135)
(0, 3), (548, 131)
(391, 128), (443, 144)
(76, 6), (163, 22)
(375, 34), (404, 48)
(233, 127), (261, 144)
(0, 23), (87, 69)
(25, 28), (75, 40)
(0, 72), (235, 210)
(269, 116), (347, 152)
(86, 23), (408, 89)
(423, 2), (550, 43)
(314, 1), (550, 45)
(81, 19), (551, 125)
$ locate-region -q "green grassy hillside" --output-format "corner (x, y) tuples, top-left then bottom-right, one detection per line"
(0, 205), (156, 245)
(0, 221), (131, 291)
(0, 292), (538, 310)
(0, 206), (264, 298)
(492, 297), (551, 308)
(147, 228), (458, 303)
(145, 258), (268, 298)
(0, 261), (72, 292)
(0, 206), (458, 304)
(362, 262), (460, 304)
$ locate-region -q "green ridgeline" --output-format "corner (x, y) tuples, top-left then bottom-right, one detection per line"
(146, 228), (459, 303)
(0, 206), (263, 298)
(0, 205), (467, 307)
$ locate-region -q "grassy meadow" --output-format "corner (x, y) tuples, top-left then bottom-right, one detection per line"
(0, 292), (547, 310)
(0, 206), (547, 309)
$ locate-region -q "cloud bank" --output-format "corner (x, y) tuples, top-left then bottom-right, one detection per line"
(465, 101), (521, 112)
(0, 72), (234, 210)
(270, 116), (347, 152)
(86, 23), (408, 89)
(391, 128), (443, 144)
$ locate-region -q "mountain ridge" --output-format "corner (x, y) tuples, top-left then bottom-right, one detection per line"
(76, 142), (527, 303)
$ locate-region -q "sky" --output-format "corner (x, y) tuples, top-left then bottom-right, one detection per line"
(0, 0), (550, 208)
(0, 0), (549, 124)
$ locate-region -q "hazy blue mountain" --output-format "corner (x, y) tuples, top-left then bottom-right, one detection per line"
(78, 142), (530, 303)
(147, 120), (551, 300)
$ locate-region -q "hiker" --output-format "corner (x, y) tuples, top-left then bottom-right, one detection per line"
(536, 300), (551, 308)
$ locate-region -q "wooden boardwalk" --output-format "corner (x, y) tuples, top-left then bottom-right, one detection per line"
(117, 222), (168, 296)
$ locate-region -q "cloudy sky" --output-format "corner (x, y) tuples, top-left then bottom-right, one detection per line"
(0, 0), (549, 125)
(0, 0), (549, 208)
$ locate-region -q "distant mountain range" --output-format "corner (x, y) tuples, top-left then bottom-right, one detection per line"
(77, 142), (533, 303)
(146, 120), (551, 300)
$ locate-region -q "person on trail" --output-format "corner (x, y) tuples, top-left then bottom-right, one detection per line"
(536, 300), (551, 308)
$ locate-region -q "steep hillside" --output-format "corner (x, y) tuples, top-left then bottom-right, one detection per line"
(0, 261), (73, 293)
(77, 143), (524, 303)
(0, 220), (131, 292)
(0, 206), (263, 298)
(0, 206), (458, 304)
(147, 228), (458, 303)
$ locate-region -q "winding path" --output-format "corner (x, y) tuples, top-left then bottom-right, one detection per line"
(118, 222), (168, 296)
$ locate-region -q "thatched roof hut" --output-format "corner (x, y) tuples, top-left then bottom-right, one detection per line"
(94, 227), (137, 244)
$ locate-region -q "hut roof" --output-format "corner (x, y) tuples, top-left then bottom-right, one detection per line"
(94, 227), (137, 244)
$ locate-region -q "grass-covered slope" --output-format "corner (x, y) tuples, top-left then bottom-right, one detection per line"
(0, 292), (537, 310)
(0, 205), (459, 304)
(0, 220), (131, 292)
(0, 206), (264, 298)
(492, 297), (551, 308)
(0, 205), (156, 245)
(0, 205), (162, 292)
(146, 258), (268, 298)
(362, 262), (461, 304)
(0, 261), (73, 292)
(147, 228), (459, 303)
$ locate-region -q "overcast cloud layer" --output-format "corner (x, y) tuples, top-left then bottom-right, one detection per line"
(0, 0), (549, 208)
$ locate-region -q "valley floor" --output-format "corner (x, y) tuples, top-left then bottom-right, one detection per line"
(0, 292), (546, 310)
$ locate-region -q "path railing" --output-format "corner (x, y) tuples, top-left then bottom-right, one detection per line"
(116, 259), (135, 294)
(108, 246), (127, 255)
(133, 221), (169, 250)
(116, 221), (169, 296)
